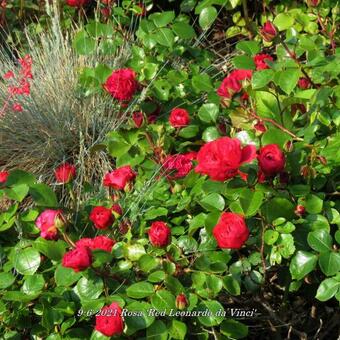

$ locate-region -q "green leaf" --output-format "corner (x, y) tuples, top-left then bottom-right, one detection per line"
(151, 290), (176, 313)
(55, 265), (81, 287)
(262, 197), (295, 223)
(76, 275), (104, 300)
(305, 194), (323, 214)
(236, 41), (260, 56)
(34, 238), (67, 261)
(139, 254), (160, 272)
(316, 278), (340, 301)
(319, 252), (340, 276)
(0, 272), (15, 289)
(274, 69), (300, 95)
(262, 127), (292, 149)
(307, 230), (332, 253)
(202, 127), (220, 142)
(150, 11), (175, 27)
(199, 6), (218, 29)
(154, 28), (175, 47)
(221, 319), (248, 339)
(126, 282), (154, 299)
(125, 302), (155, 334)
(169, 320), (187, 340)
(200, 193), (225, 211)
(6, 170), (36, 186)
(13, 247), (41, 275)
(192, 74), (213, 92)
(196, 300), (224, 326)
(144, 207), (168, 220)
(252, 70), (274, 89)
(264, 230), (279, 245)
(164, 276), (185, 295)
(29, 184), (58, 207)
(229, 188), (264, 217)
(148, 271), (165, 283)
(125, 244), (146, 261)
(232, 55), (255, 70)
(178, 125), (199, 139)
(223, 275), (241, 295)
(146, 320), (168, 340)
(22, 274), (45, 294)
(198, 103), (219, 123)
(254, 91), (280, 120)
(274, 13), (295, 31)
(289, 251), (318, 281)
(172, 22), (196, 39)
(4, 184), (29, 202)
(108, 140), (131, 158)
(73, 30), (96, 55)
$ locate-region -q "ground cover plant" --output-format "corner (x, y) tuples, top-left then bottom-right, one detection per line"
(0, 0), (339, 339)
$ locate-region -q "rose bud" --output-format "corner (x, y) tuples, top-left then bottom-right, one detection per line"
(176, 293), (189, 310)
(148, 221), (171, 247)
(132, 111), (144, 128)
(66, 0), (90, 7)
(295, 205), (306, 216)
(95, 302), (124, 336)
(317, 156), (327, 165)
(298, 77), (311, 89)
(0, 171), (9, 184)
(291, 103), (307, 115)
(300, 165), (316, 178)
(258, 144), (285, 177)
(119, 221), (130, 234)
(307, 0), (319, 6)
(62, 246), (92, 272)
(284, 140), (294, 152)
(35, 209), (65, 240)
(54, 162), (76, 184)
(89, 206), (114, 230)
(260, 21), (277, 42)
(169, 108), (190, 128)
(111, 204), (123, 217)
(253, 54), (273, 70)
(195, 137), (256, 181)
(213, 212), (249, 249)
(103, 165), (136, 191)
(104, 68), (138, 102)
(254, 121), (267, 133)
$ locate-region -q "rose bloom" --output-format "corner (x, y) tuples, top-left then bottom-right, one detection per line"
(12, 103), (23, 112)
(89, 206), (114, 230)
(195, 137), (257, 181)
(76, 236), (115, 252)
(148, 221), (171, 247)
(0, 171), (9, 184)
(35, 209), (64, 240)
(258, 144), (285, 177)
(66, 0), (90, 7)
(169, 108), (190, 128)
(260, 21), (277, 42)
(103, 165), (136, 190)
(132, 111), (144, 128)
(54, 162), (76, 184)
(95, 302), (124, 336)
(217, 69), (252, 98)
(213, 212), (249, 249)
(62, 246), (92, 272)
(163, 152), (196, 179)
(111, 203), (123, 216)
(253, 54), (273, 70)
(104, 68), (138, 102)
(298, 77), (311, 89)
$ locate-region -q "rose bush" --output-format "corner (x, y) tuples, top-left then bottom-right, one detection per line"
(0, 0), (339, 339)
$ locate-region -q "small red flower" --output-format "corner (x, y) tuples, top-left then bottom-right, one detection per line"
(95, 302), (124, 336)
(253, 54), (273, 70)
(163, 152), (196, 179)
(169, 108), (190, 128)
(258, 144), (285, 177)
(254, 120), (267, 133)
(89, 206), (114, 230)
(260, 21), (277, 42)
(217, 69), (252, 99)
(132, 111), (144, 128)
(295, 205), (306, 216)
(3, 71), (14, 79)
(54, 163), (76, 184)
(12, 103), (23, 112)
(176, 293), (188, 310)
(148, 221), (171, 247)
(62, 246), (92, 272)
(298, 77), (311, 89)
(66, 0), (90, 7)
(35, 209), (64, 240)
(213, 212), (249, 249)
(103, 165), (136, 190)
(111, 204), (123, 216)
(0, 171), (9, 184)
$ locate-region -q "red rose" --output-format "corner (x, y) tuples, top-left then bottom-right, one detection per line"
(176, 293), (188, 310)
(12, 103), (23, 112)
(295, 205), (306, 216)
(258, 144), (285, 177)
(147, 114), (158, 124)
(163, 152), (196, 179)
(54, 162), (76, 184)
(217, 69), (252, 99)
(213, 212), (249, 249)
(75, 238), (93, 249)
(298, 77), (311, 89)
(95, 302), (124, 336)
(111, 204), (123, 216)
(0, 171), (9, 184)
(195, 137), (257, 181)
(253, 54), (273, 70)
(103, 165), (136, 190)
(169, 108), (190, 128)
(66, 0), (90, 7)
(260, 21), (277, 42)
(307, 0), (319, 6)
(132, 111), (144, 128)
(148, 221), (171, 247)
(62, 246), (92, 272)
(92, 236), (115, 252)
(104, 68), (138, 102)
(35, 209), (64, 240)
(89, 206), (114, 230)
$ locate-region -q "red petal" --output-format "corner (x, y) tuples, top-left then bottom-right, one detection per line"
(240, 144), (257, 164)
